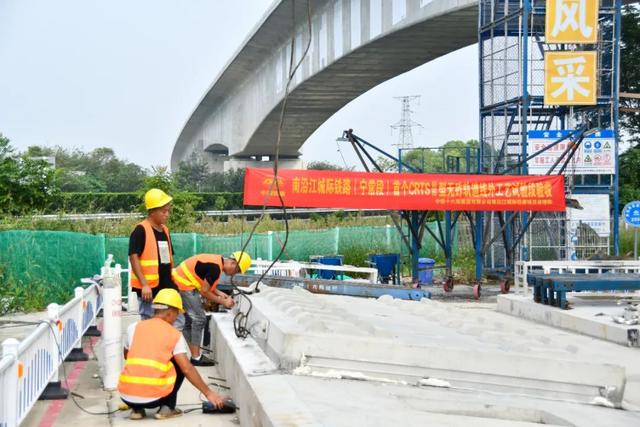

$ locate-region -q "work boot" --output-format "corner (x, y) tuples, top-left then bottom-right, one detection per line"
(154, 406), (183, 420)
(129, 408), (146, 420)
(191, 354), (216, 366)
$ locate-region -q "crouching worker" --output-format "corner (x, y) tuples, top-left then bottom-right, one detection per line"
(172, 251), (251, 366)
(118, 289), (226, 420)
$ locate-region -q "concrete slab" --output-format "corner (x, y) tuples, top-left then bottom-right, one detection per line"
(497, 294), (640, 347)
(284, 374), (640, 427)
(211, 286), (640, 426)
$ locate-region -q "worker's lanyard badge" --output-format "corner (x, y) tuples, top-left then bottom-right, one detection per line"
(158, 241), (170, 264)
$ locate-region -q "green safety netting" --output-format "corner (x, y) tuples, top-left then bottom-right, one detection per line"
(0, 223), (456, 292)
(0, 230), (105, 291)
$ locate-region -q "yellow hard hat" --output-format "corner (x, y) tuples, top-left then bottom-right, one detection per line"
(231, 251), (252, 274)
(152, 289), (184, 312)
(144, 188), (173, 210)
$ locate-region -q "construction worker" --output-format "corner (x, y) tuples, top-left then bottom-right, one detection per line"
(118, 289), (226, 420)
(172, 251), (251, 366)
(129, 189), (176, 320)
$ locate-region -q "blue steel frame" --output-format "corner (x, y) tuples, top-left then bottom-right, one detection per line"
(477, 0), (622, 280)
(342, 130), (468, 283)
(339, 1), (621, 286)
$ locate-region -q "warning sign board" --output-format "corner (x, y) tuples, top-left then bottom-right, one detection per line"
(527, 129), (614, 175)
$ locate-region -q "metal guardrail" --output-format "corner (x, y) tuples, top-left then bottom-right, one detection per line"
(0, 283), (103, 427)
(514, 260), (640, 295)
(30, 208), (386, 221)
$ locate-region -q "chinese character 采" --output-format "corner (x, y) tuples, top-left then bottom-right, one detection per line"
(544, 52), (596, 105)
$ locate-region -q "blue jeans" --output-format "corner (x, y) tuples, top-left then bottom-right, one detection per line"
(138, 300), (153, 320)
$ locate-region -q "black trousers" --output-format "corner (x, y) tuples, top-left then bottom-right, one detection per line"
(121, 358), (185, 410)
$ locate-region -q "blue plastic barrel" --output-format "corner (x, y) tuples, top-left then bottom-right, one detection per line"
(418, 258), (435, 285)
(310, 255), (343, 280)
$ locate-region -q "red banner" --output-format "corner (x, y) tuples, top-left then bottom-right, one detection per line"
(243, 168), (566, 212)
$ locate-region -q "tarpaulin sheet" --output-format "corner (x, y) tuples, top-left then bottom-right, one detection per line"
(243, 168), (565, 212)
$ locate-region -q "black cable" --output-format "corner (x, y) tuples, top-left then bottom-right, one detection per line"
(40, 320), (120, 416)
(231, 0), (312, 339)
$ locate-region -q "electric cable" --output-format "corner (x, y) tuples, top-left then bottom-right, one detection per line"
(38, 318), (231, 416)
(231, 0), (313, 339)
(38, 320), (120, 416)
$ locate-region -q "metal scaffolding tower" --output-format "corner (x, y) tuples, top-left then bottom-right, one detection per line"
(477, 0), (622, 279)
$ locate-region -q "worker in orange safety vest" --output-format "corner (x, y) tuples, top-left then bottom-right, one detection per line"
(129, 188), (177, 320)
(172, 251), (251, 366)
(118, 289), (226, 420)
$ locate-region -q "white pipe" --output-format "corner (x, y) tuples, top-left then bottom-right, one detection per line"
(101, 263), (122, 390)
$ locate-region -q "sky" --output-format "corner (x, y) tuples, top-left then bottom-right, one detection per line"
(0, 0), (478, 170)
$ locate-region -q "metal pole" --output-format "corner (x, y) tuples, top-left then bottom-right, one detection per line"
(613, 0), (622, 256)
(634, 228), (638, 260)
(411, 212), (419, 282)
(520, 0), (531, 269)
(445, 211), (452, 278)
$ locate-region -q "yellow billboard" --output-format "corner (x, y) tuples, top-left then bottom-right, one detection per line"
(544, 51), (597, 105)
(546, 0), (598, 44)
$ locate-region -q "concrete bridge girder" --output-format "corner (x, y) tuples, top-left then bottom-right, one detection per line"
(172, 0), (477, 171)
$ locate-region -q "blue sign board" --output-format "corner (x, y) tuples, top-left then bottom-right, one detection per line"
(623, 201), (640, 228)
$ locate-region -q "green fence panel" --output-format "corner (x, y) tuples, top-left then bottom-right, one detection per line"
(105, 236), (129, 267)
(0, 223), (464, 299)
(273, 229), (336, 261)
(170, 233), (199, 264)
(0, 230), (105, 291)
(198, 234), (245, 259)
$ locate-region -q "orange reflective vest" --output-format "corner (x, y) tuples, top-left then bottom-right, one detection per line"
(130, 219), (173, 289)
(172, 254), (223, 292)
(118, 318), (181, 399)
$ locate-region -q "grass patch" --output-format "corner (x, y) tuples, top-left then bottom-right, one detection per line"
(0, 267), (75, 315)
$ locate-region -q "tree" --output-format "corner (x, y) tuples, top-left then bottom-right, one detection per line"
(374, 157), (399, 172)
(619, 145), (640, 208)
(0, 134), (56, 214)
(222, 169), (245, 192)
(142, 166), (201, 229)
(54, 168), (106, 192)
(307, 161), (346, 170)
(621, 5), (640, 144)
(385, 140), (481, 173)
(173, 154), (209, 192)
(25, 145), (145, 192)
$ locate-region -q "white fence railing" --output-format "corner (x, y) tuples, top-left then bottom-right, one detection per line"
(0, 283), (103, 427)
(514, 260), (640, 295)
(250, 259), (379, 283)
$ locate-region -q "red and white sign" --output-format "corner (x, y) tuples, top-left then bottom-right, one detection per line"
(243, 168), (566, 212)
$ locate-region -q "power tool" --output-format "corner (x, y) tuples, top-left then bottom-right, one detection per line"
(202, 398), (238, 414)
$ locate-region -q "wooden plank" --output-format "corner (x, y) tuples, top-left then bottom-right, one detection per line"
(620, 92), (640, 99)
